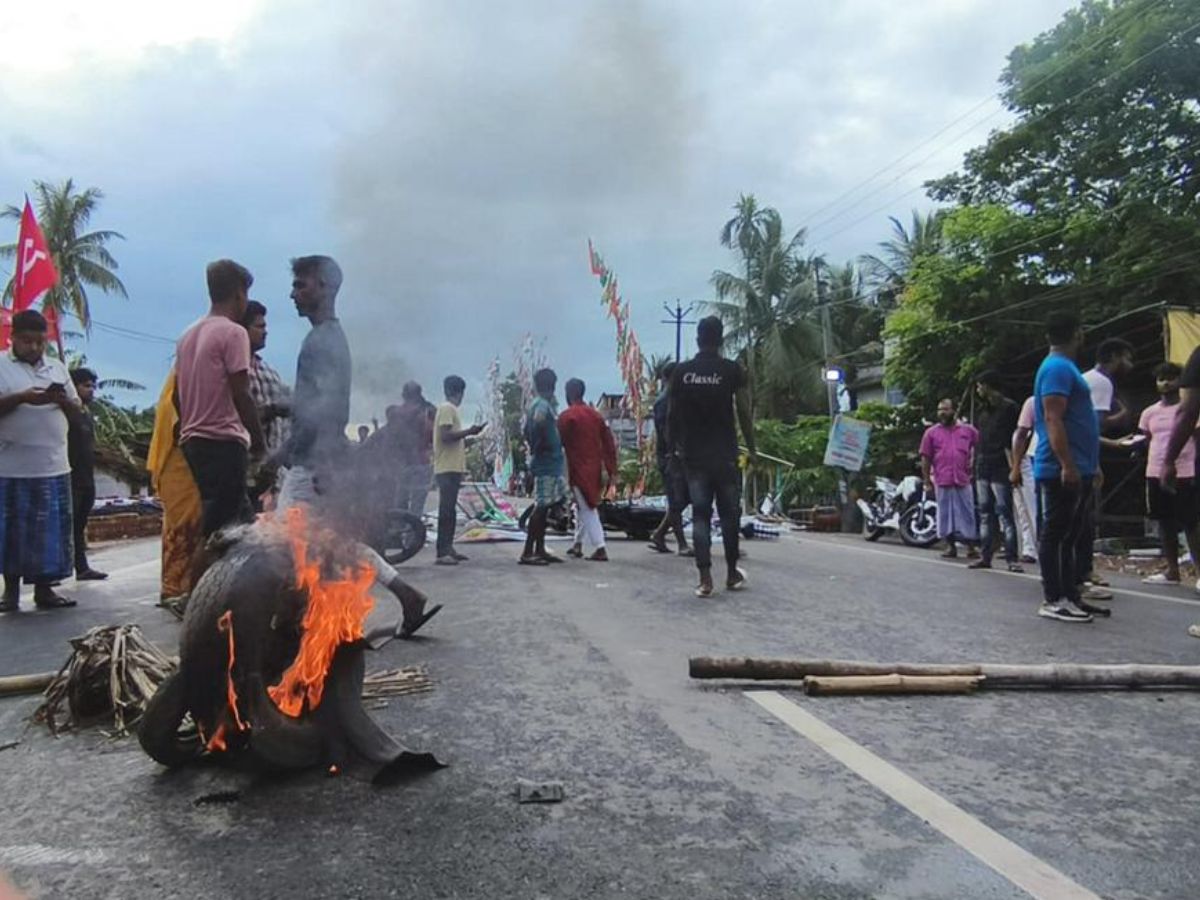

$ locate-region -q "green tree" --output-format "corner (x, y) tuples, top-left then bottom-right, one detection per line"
(859, 210), (945, 303)
(0, 179), (127, 332)
(927, 0), (1200, 308)
(711, 198), (827, 417)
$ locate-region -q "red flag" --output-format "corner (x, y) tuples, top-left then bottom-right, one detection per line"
(43, 303), (60, 343)
(14, 198), (58, 312)
(0, 307), (10, 351)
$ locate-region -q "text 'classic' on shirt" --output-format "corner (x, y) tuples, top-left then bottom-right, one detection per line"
(668, 352), (746, 465)
(176, 316), (251, 448)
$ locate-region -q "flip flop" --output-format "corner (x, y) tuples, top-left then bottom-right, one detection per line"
(518, 556), (549, 566)
(647, 542), (670, 554)
(34, 593), (77, 609)
(399, 603), (443, 639)
(540, 554), (565, 564)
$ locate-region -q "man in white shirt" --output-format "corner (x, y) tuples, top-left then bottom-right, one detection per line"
(1078, 337), (1134, 600)
(0, 310), (83, 612)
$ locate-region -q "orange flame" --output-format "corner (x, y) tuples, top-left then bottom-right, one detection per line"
(206, 610), (249, 752)
(267, 507), (376, 717)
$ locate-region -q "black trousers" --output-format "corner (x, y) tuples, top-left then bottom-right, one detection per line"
(435, 472), (462, 557)
(182, 438), (253, 537)
(72, 481), (95, 573)
(1037, 476), (1093, 604)
(683, 459), (742, 573)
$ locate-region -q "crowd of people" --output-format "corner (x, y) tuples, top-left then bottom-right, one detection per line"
(6, 256), (1200, 635)
(921, 310), (1200, 636)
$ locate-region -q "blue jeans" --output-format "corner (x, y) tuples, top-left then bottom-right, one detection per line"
(684, 459), (741, 575)
(976, 479), (1018, 564)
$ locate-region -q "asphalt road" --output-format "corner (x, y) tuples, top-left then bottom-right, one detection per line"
(2, 528), (1199, 899)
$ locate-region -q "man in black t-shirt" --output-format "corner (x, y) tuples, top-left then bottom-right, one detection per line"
(970, 371), (1022, 572)
(69, 367), (107, 580)
(668, 316), (757, 597)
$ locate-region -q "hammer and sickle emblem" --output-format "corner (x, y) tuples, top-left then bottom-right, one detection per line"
(20, 237), (47, 281)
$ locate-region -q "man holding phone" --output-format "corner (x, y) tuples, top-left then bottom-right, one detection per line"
(0, 309), (83, 612)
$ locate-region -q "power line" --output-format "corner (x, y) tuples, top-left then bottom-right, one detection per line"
(805, 2), (1191, 242)
(799, 0), (1170, 233)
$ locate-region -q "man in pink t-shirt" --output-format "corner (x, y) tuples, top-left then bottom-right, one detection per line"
(175, 259), (264, 536)
(1138, 361), (1200, 588)
(920, 397), (980, 559)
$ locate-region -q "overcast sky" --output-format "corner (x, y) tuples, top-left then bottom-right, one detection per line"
(0, 0), (1078, 421)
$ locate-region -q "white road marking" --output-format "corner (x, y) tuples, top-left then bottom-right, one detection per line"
(804, 535), (1200, 608)
(749, 691), (1102, 900)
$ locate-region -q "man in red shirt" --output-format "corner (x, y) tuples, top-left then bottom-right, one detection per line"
(175, 259), (264, 536)
(557, 378), (617, 561)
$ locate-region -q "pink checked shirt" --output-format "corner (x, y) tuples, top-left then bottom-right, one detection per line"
(919, 422), (979, 487)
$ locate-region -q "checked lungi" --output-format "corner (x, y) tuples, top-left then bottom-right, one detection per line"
(0, 474), (74, 581)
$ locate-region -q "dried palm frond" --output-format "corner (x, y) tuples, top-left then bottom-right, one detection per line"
(34, 625), (177, 735)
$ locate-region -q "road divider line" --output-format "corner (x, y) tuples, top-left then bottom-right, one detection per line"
(802, 535), (1200, 608)
(748, 691), (1102, 900)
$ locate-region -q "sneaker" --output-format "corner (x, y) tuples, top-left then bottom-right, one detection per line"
(435, 555), (459, 566)
(1038, 600), (1093, 623)
(1142, 573), (1180, 585)
(726, 568), (747, 591)
(694, 582), (714, 598)
(1188, 624), (1200, 639)
(1082, 585), (1113, 601)
(967, 560), (992, 570)
(1006, 563), (1025, 573)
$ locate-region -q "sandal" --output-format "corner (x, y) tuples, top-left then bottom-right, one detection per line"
(399, 604), (443, 639)
(34, 593), (77, 609)
(518, 556), (549, 566)
(647, 541), (670, 554)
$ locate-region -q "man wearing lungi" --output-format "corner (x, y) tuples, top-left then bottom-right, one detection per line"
(920, 398), (980, 559)
(0, 310), (83, 612)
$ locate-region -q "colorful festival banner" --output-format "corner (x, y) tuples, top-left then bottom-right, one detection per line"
(587, 240), (654, 493)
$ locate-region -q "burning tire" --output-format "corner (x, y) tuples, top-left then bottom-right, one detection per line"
(137, 671), (203, 767)
(141, 518), (443, 782)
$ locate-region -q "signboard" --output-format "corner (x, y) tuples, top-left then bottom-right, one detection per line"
(823, 414), (872, 472)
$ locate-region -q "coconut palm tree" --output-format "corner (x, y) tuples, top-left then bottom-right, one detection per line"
(859, 209), (945, 303)
(711, 205), (828, 417)
(0, 179), (127, 332)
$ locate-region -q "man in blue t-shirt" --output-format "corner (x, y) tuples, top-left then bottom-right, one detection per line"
(1033, 311), (1102, 623)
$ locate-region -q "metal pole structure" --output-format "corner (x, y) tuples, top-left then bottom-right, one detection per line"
(661, 300), (696, 362)
(818, 267), (852, 529)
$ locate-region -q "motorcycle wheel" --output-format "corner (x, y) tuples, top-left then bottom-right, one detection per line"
(380, 509), (427, 565)
(899, 502), (939, 548)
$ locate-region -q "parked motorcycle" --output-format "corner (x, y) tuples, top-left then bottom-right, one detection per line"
(857, 475), (939, 547)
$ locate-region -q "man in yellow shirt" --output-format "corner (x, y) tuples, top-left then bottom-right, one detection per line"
(433, 375), (484, 565)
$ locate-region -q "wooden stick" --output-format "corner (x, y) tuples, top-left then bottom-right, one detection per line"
(690, 657), (1200, 689)
(0, 673), (55, 697)
(803, 675), (983, 695)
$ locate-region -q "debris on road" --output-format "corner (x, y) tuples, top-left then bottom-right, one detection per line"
(804, 674), (983, 695)
(515, 778), (565, 803)
(0, 672), (55, 697)
(0, 740), (20, 752)
(35, 625), (177, 735)
(360, 667), (433, 700)
(690, 656), (1200, 692)
(193, 790), (241, 806)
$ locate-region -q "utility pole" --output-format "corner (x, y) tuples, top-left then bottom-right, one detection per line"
(817, 272), (838, 418)
(661, 300), (696, 362)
